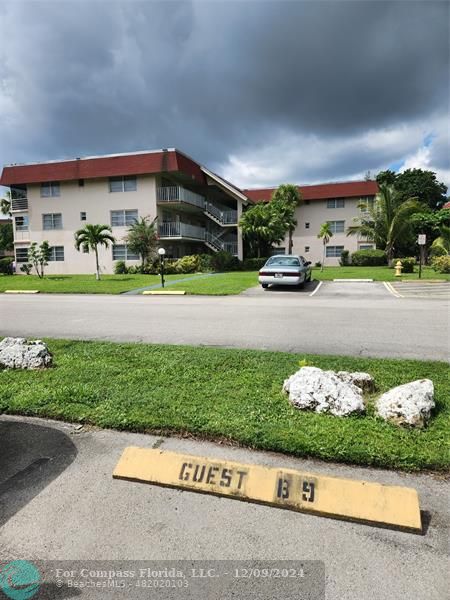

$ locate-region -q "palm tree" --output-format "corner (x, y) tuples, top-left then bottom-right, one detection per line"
(239, 202), (285, 257)
(347, 184), (424, 262)
(74, 224), (115, 280)
(271, 184), (302, 254)
(125, 216), (158, 268)
(431, 224), (450, 255)
(317, 222), (333, 271)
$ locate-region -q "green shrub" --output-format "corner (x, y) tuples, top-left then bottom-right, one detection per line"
(198, 254), (213, 272)
(391, 257), (416, 273)
(351, 249), (387, 266)
(114, 260), (128, 274)
(20, 263), (32, 275)
(431, 255), (450, 273)
(0, 257), (14, 274)
(210, 251), (240, 272)
(174, 255), (200, 274)
(241, 257), (268, 271)
(339, 249), (350, 266)
(315, 261), (322, 268)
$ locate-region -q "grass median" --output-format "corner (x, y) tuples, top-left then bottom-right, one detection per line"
(1, 339), (448, 471)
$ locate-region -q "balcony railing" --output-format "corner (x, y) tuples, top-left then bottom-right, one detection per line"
(205, 231), (238, 256)
(159, 222), (206, 240)
(14, 230), (30, 241)
(157, 186), (205, 210)
(11, 197), (28, 212)
(204, 202), (237, 225)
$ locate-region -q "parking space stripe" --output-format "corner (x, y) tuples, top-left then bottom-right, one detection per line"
(383, 281), (402, 298)
(309, 281), (323, 297)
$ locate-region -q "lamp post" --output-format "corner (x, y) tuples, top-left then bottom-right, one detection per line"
(158, 247), (166, 288)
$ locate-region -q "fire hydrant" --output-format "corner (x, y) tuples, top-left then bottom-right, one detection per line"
(394, 260), (403, 277)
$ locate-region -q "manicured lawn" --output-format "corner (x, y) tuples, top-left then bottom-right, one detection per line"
(168, 271), (258, 295)
(313, 265), (450, 281)
(0, 273), (195, 294)
(1, 339), (448, 471)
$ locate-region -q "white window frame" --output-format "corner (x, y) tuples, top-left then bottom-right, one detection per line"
(40, 181), (60, 197)
(327, 220), (345, 234)
(110, 209), (138, 227)
(42, 213), (63, 230)
(15, 247), (29, 263)
(327, 198), (345, 208)
(326, 245), (345, 258)
(109, 175), (137, 193)
(48, 246), (65, 261)
(15, 215), (29, 231)
(358, 244), (375, 251)
(112, 244), (139, 261)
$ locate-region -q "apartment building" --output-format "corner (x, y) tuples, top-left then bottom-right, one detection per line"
(245, 180), (379, 263)
(0, 149), (248, 274)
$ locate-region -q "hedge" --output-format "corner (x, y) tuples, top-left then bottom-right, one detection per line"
(351, 249), (387, 266)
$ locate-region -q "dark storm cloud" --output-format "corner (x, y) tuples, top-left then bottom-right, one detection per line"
(0, 0), (448, 185)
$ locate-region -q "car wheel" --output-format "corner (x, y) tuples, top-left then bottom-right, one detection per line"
(261, 283), (269, 289)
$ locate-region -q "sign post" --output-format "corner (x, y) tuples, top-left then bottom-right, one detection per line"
(418, 234), (426, 279)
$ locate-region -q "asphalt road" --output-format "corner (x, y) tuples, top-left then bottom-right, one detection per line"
(0, 282), (448, 360)
(0, 416), (448, 600)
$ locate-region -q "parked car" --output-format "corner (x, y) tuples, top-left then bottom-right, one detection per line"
(258, 255), (312, 289)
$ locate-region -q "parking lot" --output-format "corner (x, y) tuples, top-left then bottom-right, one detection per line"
(1, 415), (449, 599)
(385, 281), (450, 299)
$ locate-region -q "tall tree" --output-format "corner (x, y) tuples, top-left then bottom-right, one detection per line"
(270, 184), (302, 254)
(376, 170), (397, 186)
(74, 224), (115, 280)
(394, 169), (447, 210)
(347, 184), (424, 261)
(125, 216), (158, 268)
(317, 222), (333, 272)
(0, 222), (13, 254)
(239, 202), (285, 258)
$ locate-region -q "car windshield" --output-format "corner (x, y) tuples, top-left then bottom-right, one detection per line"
(266, 257), (300, 267)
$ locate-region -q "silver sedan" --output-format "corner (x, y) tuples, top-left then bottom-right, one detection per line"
(258, 255), (312, 289)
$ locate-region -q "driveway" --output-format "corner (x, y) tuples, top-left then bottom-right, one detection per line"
(0, 415), (448, 600)
(0, 289), (447, 360)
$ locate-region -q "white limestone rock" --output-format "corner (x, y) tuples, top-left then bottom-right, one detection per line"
(0, 337), (52, 370)
(334, 371), (375, 393)
(283, 366), (365, 416)
(375, 379), (435, 428)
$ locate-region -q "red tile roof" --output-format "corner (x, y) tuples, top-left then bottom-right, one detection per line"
(442, 201), (450, 210)
(0, 149), (206, 186)
(244, 180), (379, 202)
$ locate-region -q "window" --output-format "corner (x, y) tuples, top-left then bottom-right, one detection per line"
(360, 197), (375, 213)
(305, 222), (310, 229)
(327, 198), (345, 208)
(15, 216), (29, 231)
(40, 182), (60, 197)
(80, 212), (87, 221)
(112, 244), (139, 261)
(359, 244), (375, 251)
(110, 209), (138, 227)
(326, 245), (345, 258)
(305, 246), (310, 253)
(48, 246), (64, 261)
(43, 213), (63, 230)
(266, 256), (300, 267)
(327, 220), (345, 233)
(109, 176), (137, 193)
(15, 247), (29, 263)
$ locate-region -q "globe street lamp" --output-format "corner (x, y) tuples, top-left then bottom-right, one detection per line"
(158, 247), (166, 288)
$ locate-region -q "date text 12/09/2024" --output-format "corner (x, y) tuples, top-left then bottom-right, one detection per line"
(178, 461), (317, 504)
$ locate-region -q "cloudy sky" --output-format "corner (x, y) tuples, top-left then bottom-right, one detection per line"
(0, 0), (448, 189)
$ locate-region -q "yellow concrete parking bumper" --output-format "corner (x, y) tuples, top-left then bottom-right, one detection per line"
(113, 447), (422, 533)
(4, 290), (40, 294)
(142, 290), (186, 295)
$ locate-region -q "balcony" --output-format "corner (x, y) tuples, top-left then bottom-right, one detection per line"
(159, 222), (206, 241)
(11, 197), (28, 212)
(157, 186), (205, 210)
(14, 230), (30, 241)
